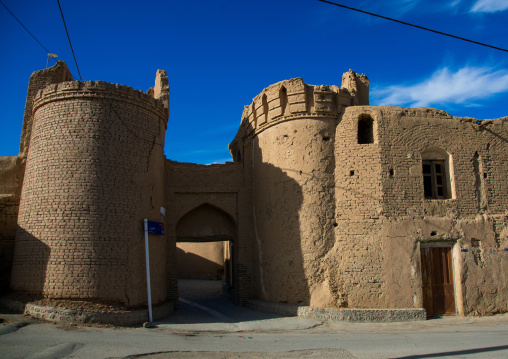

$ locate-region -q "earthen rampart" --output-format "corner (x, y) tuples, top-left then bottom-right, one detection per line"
(11, 73), (169, 308)
(3, 61), (507, 324)
(229, 71), (369, 308)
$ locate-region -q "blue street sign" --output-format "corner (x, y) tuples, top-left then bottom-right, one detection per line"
(147, 221), (164, 235)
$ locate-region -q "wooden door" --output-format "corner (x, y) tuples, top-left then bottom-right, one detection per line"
(421, 247), (456, 315)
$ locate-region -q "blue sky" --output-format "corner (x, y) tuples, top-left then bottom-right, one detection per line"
(1, 0), (507, 164)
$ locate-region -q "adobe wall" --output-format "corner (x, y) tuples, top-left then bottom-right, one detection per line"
(11, 75), (169, 308)
(176, 241), (229, 280)
(330, 106), (508, 315)
(6, 61), (506, 319)
(230, 72), (506, 316)
(230, 73), (367, 307)
(164, 160), (250, 304)
(1, 62), (72, 294)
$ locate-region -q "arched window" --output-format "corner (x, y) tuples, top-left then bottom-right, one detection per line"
(421, 148), (454, 199)
(358, 115), (374, 144)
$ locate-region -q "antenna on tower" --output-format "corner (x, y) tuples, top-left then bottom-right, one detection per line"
(46, 53), (58, 68)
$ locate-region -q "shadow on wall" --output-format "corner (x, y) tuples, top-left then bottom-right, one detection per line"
(10, 226), (51, 296)
(0, 239), (14, 295)
(176, 246), (226, 280)
(251, 150), (309, 305)
(175, 205), (234, 293)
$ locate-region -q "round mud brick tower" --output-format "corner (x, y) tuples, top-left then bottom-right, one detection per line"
(11, 81), (168, 307)
(232, 79), (353, 306)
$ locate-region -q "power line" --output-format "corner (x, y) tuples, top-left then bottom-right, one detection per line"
(317, 0), (508, 53)
(56, 0), (82, 80)
(0, 0), (79, 79)
(0, 0), (58, 62)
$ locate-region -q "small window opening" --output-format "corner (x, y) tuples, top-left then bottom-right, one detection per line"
(389, 169), (394, 177)
(322, 135), (330, 141)
(431, 231), (437, 236)
(483, 173), (487, 179)
(358, 115), (374, 144)
(423, 160), (448, 199)
(349, 170), (355, 176)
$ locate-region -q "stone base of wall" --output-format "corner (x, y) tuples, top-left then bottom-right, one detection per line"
(246, 299), (426, 322)
(0, 298), (174, 326)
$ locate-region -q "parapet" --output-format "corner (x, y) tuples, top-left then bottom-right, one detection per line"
(236, 78), (346, 138)
(32, 80), (169, 123)
(229, 70), (369, 158)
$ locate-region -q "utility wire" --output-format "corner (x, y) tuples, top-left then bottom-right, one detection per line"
(317, 0), (508, 53)
(0, 0), (78, 79)
(0, 0), (57, 62)
(56, 0), (82, 80)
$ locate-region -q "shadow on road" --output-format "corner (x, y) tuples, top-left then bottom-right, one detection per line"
(157, 279), (284, 325)
(393, 345), (508, 358)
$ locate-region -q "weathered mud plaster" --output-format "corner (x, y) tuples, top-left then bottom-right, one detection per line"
(10, 65), (169, 308)
(3, 62), (507, 323)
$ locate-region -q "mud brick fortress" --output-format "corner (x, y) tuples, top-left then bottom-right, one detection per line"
(0, 61), (507, 323)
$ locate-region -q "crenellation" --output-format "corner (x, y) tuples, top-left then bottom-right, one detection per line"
(236, 75), (369, 140)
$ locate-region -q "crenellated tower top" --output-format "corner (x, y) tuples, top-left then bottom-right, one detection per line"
(229, 69), (368, 160)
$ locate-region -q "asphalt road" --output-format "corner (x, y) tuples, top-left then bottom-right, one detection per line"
(1, 280), (507, 359)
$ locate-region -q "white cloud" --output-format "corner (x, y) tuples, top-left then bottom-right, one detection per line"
(205, 158), (233, 165)
(373, 65), (508, 107)
(366, 0), (422, 17)
(449, 0), (463, 8)
(470, 0), (508, 12)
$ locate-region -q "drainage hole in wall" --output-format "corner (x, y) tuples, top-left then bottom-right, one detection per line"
(431, 231), (437, 236)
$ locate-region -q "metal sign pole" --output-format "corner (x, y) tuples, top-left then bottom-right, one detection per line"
(144, 219), (153, 322)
